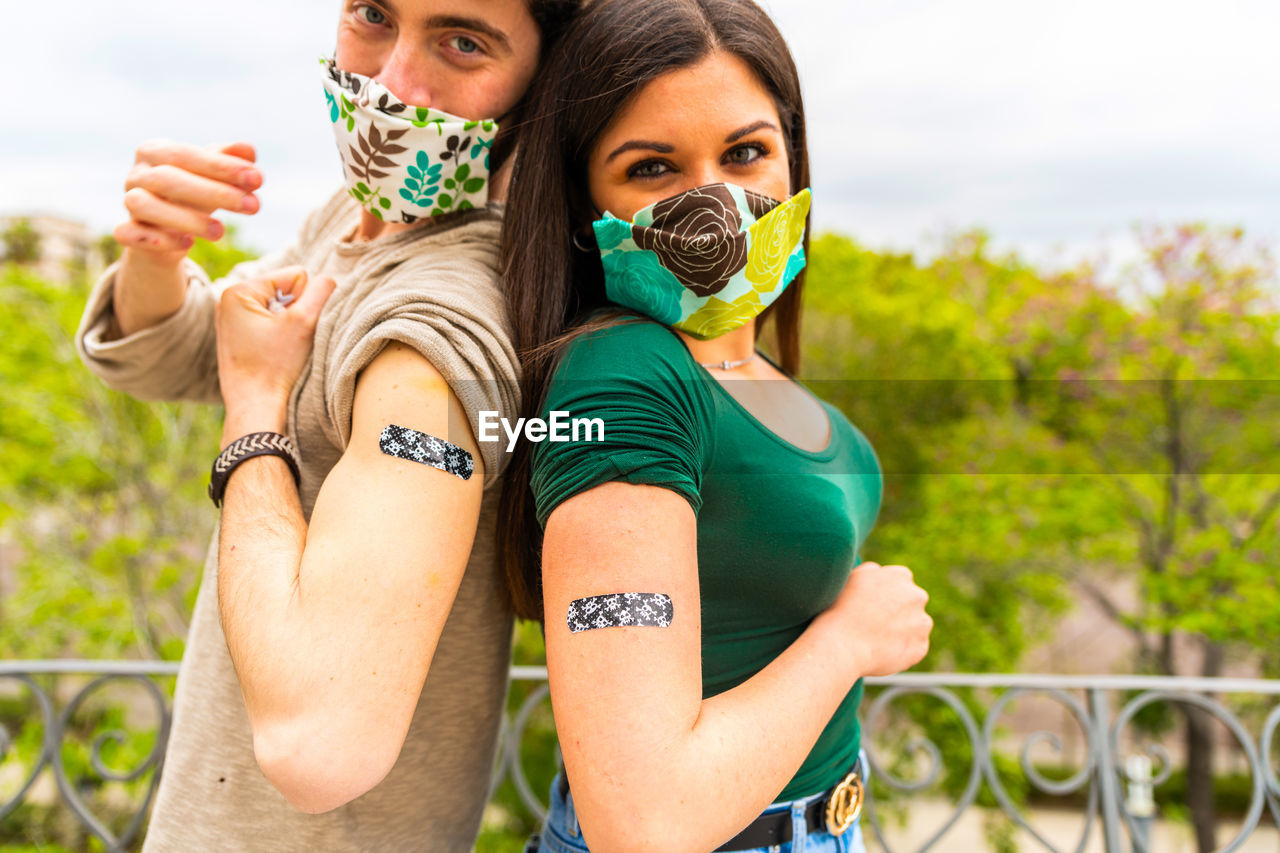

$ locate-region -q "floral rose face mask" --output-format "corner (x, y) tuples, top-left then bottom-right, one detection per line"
(592, 183), (811, 340)
(321, 57), (497, 224)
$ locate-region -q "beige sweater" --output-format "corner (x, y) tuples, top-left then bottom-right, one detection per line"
(76, 190), (519, 852)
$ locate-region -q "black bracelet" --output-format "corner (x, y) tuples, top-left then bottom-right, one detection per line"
(208, 432), (302, 508)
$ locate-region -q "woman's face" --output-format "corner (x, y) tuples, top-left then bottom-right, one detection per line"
(588, 51), (792, 223)
(335, 0), (541, 120)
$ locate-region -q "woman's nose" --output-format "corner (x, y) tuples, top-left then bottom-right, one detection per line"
(375, 38), (433, 107)
(684, 164), (726, 192)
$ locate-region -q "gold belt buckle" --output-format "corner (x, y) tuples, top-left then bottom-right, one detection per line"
(823, 766), (864, 836)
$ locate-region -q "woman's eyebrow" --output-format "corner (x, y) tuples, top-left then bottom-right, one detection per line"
(605, 140), (676, 163)
(725, 120), (779, 143)
(425, 15), (513, 55)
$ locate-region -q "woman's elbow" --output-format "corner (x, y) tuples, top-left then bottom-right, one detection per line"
(577, 802), (709, 853)
(251, 715), (403, 814)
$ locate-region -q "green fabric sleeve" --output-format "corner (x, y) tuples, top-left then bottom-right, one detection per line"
(531, 321), (714, 528)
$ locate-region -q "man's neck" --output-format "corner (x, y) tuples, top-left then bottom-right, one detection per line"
(352, 211), (410, 243)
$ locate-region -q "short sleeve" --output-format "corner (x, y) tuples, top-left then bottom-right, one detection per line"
(530, 321), (715, 527)
(321, 218), (520, 488)
(75, 258), (223, 403)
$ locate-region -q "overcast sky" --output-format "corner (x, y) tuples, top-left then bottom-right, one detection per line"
(3, 0), (1277, 265)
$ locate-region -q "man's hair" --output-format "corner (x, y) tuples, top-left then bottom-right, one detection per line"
(529, 0), (582, 49)
(489, 0), (585, 173)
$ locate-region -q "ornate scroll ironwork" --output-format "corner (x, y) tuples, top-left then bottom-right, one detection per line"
(1, 664), (1277, 852)
(0, 662), (177, 852)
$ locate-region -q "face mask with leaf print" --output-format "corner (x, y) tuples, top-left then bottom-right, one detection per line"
(320, 57), (496, 224)
(592, 183), (812, 340)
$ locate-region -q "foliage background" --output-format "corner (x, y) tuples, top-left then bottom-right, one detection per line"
(1, 221), (1276, 850)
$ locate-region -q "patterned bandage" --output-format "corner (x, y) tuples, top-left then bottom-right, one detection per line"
(567, 593), (674, 633)
(378, 424), (473, 481)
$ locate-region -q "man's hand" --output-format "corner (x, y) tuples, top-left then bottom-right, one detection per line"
(118, 140), (262, 260)
(112, 140), (262, 337)
(215, 267), (336, 433)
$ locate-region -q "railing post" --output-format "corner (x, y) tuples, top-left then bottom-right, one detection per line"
(1123, 755), (1155, 852)
(1090, 686), (1127, 853)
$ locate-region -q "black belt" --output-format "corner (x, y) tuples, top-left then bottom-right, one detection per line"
(555, 758), (864, 852)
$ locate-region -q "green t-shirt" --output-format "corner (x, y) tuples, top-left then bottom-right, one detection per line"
(530, 320), (882, 801)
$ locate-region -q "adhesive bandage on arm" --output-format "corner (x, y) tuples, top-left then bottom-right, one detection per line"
(567, 593), (674, 633)
(378, 424), (474, 481)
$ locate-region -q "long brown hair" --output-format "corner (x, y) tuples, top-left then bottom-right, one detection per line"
(499, 0), (812, 620)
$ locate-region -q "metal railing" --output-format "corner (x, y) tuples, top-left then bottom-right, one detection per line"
(1, 662), (1278, 852)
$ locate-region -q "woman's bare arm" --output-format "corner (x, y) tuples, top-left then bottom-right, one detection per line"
(542, 482), (932, 853)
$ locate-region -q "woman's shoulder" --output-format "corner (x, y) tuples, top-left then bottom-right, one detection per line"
(544, 318), (714, 429)
(555, 317), (699, 382)
(532, 318), (715, 525)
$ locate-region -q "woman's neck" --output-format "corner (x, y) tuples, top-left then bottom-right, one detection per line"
(676, 322), (757, 366)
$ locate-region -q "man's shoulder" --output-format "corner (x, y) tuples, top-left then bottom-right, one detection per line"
(376, 214), (505, 297)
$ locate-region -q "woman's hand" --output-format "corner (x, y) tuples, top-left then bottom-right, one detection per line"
(215, 267), (336, 436)
(117, 140), (262, 261)
(822, 561), (933, 680)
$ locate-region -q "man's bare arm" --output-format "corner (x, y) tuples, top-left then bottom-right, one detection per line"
(217, 341), (486, 813)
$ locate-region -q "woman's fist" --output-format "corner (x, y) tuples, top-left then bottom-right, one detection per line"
(823, 561), (933, 680)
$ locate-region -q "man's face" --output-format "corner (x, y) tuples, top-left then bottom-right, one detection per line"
(334, 0), (541, 120)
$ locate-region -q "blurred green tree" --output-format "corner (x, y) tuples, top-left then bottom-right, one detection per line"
(97, 234), (121, 266)
(2, 219), (41, 266)
(0, 267), (220, 662)
(1006, 224), (1280, 852)
(801, 225), (1279, 853)
(0, 228), (260, 661)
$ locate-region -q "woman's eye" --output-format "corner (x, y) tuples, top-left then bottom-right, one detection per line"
(448, 35), (481, 55)
(629, 160), (671, 180)
(726, 144), (765, 165)
(355, 5), (387, 25)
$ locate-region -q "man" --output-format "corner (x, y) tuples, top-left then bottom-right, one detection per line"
(76, 2), (578, 849)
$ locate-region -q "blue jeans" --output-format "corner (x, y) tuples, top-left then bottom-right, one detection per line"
(524, 763), (867, 853)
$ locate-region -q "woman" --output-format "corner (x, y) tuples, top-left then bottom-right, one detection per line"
(499, 1), (933, 851)
(76, 2), (577, 850)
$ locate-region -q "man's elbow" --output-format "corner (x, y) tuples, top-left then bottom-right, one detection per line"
(251, 715), (404, 814)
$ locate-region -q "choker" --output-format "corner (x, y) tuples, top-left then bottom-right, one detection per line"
(699, 353), (758, 371)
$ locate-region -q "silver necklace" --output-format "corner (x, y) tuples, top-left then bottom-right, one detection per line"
(699, 353), (758, 371)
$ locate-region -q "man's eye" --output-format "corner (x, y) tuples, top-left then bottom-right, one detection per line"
(449, 35), (481, 54)
(356, 5), (387, 25)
